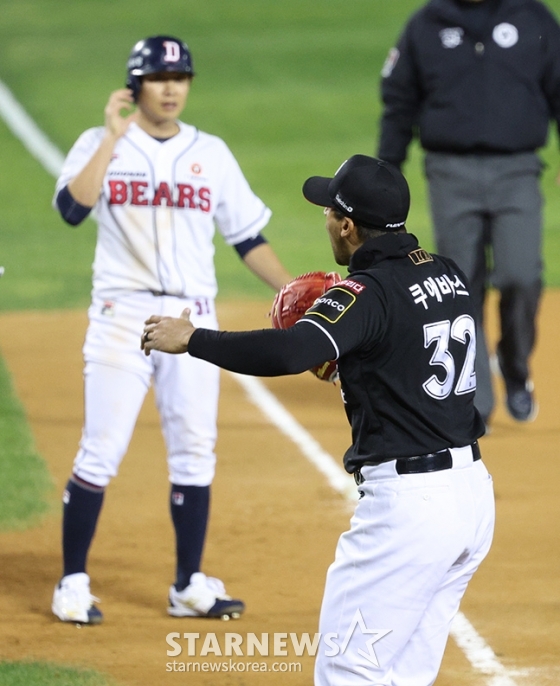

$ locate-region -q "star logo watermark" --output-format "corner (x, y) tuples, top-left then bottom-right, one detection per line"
(338, 609), (392, 667)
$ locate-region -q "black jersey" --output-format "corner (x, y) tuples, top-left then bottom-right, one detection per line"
(188, 232), (485, 474)
(299, 233), (485, 472)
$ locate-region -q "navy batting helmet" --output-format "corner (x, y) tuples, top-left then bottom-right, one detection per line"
(126, 35), (195, 100)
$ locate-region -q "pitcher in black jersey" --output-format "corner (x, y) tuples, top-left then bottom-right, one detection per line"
(142, 155), (495, 686)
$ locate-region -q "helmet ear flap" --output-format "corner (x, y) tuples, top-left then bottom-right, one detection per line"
(126, 74), (141, 102)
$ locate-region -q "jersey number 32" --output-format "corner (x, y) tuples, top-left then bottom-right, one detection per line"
(422, 316), (476, 400)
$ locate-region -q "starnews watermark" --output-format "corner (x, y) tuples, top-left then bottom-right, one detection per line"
(165, 610), (392, 673)
(166, 660), (302, 673)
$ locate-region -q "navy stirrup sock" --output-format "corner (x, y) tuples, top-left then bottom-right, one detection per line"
(170, 484), (210, 591)
(62, 477), (105, 577)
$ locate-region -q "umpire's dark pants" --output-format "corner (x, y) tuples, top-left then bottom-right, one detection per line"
(424, 151), (542, 420)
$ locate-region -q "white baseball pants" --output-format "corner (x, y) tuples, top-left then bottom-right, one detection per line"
(73, 291), (220, 488)
(315, 446), (495, 686)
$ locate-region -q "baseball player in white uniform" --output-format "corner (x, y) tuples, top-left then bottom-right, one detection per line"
(51, 35), (291, 624)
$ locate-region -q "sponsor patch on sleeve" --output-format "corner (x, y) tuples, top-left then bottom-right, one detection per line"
(337, 278), (367, 295)
(304, 287), (357, 324)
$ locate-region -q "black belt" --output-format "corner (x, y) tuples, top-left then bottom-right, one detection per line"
(353, 442), (481, 485)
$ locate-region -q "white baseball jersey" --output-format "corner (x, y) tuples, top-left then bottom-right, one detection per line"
(54, 121), (271, 299)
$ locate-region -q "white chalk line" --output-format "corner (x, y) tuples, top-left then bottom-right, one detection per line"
(451, 612), (518, 686)
(0, 76), (519, 686)
(0, 80), (64, 177)
(231, 373), (357, 502)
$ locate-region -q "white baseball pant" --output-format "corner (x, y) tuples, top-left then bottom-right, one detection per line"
(73, 291), (220, 488)
(315, 445), (495, 686)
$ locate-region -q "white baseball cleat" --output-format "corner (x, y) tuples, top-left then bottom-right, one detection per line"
(52, 572), (103, 624)
(168, 572), (245, 620)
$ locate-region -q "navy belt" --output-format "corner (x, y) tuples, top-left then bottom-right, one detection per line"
(353, 442), (481, 485)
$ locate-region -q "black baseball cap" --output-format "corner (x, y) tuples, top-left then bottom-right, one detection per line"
(302, 154), (410, 231)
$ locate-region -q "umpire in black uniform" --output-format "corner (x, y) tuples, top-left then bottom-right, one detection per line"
(378, 0), (560, 427)
(142, 155), (495, 686)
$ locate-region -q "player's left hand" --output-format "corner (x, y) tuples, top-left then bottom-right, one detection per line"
(141, 308), (195, 355)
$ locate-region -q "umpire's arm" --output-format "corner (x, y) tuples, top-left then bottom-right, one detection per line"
(377, 19), (423, 167)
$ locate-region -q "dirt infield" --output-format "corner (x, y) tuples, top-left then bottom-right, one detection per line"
(0, 294), (559, 685)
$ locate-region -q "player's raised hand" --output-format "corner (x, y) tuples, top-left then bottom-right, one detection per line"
(68, 88), (138, 207)
(104, 89), (139, 139)
(67, 89), (138, 207)
(142, 309), (196, 355)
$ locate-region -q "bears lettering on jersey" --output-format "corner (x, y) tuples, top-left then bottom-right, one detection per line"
(108, 179), (211, 212)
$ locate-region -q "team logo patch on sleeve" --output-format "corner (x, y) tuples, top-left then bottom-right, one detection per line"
(304, 287), (357, 323)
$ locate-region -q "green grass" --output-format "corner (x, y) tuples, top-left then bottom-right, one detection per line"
(0, 122), (96, 310)
(0, 661), (116, 686)
(0, 354), (53, 530)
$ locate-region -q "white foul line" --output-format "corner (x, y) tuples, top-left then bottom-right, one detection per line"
(450, 612), (518, 686)
(0, 80), (64, 177)
(0, 76), (518, 686)
(231, 373), (356, 501)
